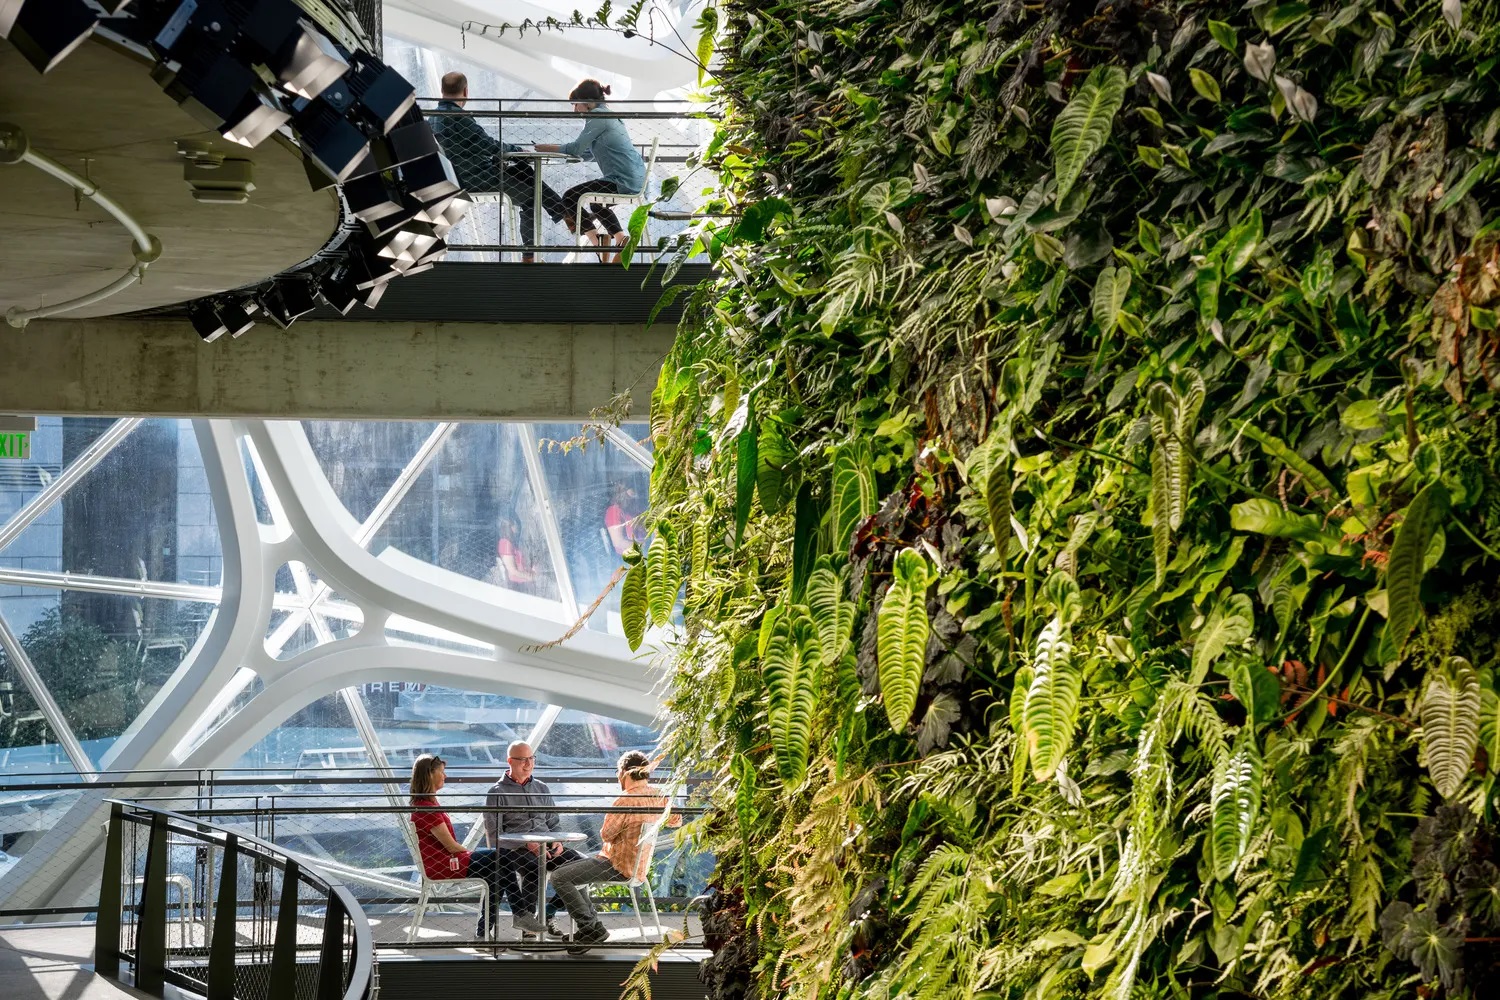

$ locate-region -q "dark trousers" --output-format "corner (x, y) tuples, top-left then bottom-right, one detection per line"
(495, 845), (587, 917)
(463, 848), (507, 924)
(562, 180), (624, 236)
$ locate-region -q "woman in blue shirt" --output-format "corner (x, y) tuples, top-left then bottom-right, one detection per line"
(533, 80), (647, 263)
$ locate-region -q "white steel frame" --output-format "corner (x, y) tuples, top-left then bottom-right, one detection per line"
(0, 416), (660, 913)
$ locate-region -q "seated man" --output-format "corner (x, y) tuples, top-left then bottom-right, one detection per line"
(430, 72), (566, 261)
(550, 750), (679, 951)
(483, 739), (584, 935)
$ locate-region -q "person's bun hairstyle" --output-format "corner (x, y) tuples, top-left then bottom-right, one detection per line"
(617, 749), (652, 782)
(569, 79), (611, 103)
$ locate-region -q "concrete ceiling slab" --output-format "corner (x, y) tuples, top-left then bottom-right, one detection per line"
(0, 35), (340, 318)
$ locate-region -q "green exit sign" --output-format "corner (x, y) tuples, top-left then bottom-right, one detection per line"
(0, 433), (29, 460)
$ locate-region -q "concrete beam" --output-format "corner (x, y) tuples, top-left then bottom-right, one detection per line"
(4, 318), (674, 420)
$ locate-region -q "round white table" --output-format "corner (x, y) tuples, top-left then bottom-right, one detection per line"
(492, 830), (589, 942)
(499, 149), (579, 248)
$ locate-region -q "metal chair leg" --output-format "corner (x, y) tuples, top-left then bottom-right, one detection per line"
(408, 886), (430, 944)
(627, 883), (647, 941)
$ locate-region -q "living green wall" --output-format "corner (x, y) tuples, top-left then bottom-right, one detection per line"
(627, 1), (1500, 997)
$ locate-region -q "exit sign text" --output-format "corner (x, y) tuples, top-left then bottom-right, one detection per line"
(0, 433), (30, 459)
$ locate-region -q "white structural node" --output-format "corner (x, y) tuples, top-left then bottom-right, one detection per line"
(0, 417), (665, 913)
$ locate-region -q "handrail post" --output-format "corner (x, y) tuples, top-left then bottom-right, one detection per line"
(136, 811), (169, 995)
(317, 889), (347, 1000)
(268, 859), (301, 998)
(95, 802), (124, 978)
(207, 834), (239, 1000)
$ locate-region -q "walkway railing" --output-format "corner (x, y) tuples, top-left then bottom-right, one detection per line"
(96, 799), (374, 1000)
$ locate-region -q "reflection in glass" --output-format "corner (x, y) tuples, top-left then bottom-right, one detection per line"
(3, 594), (214, 766)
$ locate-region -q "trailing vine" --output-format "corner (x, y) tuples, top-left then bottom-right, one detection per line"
(628, 0), (1500, 997)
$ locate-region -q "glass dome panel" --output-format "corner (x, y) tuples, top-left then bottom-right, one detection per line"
(0, 418), (223, 588)
(4, 591), (216, 767)
(303, 420), (441, 525)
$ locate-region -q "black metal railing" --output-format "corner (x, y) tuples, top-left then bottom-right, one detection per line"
(96, 799), (374, 1000)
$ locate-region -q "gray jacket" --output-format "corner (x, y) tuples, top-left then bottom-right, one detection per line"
(484, 773), (561, 845)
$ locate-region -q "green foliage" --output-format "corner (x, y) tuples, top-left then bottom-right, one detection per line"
(876, 549), (931, 732)
(623, 0), (1500, 997)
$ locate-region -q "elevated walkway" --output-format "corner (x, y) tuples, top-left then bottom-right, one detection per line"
(1, 262), (706, 421)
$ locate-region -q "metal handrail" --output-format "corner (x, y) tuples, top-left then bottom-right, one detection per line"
(98, 799), (375, 1000)
(0, 770), (710, 794)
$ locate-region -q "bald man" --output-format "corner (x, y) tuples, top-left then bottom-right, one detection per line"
(430, 72), (566, 261)
(484, 739), (584, 934)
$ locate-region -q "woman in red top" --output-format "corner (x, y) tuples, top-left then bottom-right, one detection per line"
(409, 753), (506, 938)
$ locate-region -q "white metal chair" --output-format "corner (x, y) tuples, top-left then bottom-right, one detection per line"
(464, 191), (522, 261)
(621, 784), (676, 942)
(402, 819), (491, 943)
(572, 137), (660, 255)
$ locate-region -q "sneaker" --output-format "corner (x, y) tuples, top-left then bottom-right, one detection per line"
(512, 912), (546, 934)
(573, 921), (610, 944)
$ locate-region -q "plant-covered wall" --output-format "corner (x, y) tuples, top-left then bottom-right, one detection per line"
(629, 0), (1500, 996)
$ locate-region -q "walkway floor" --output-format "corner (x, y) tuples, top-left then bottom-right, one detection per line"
(0, 925), (148, 1000)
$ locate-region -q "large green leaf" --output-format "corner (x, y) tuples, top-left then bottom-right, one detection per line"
(806, 562), (855, 665)
(1189, 593), (1255, 685)
(1024, 616), (1082, 781)
(830, 441), (876, 553)
(877, 549), (931, 732)
(1211, 736), (1263, 880)
(757, 420), (794, 515)
(1237, 423), (1336, 500)
(1421, 656), (1480, 799)
(1385, 482), (1451, 656)
(1150, 442), (1172, 588)
(1092, 265), (1131, 336)
(645, 522), (680, 627)
(621, 560), (648, 651)
(791, 482), (820, 602)
(1051, 66), (1128, 201)
(764, 612), (820, 785)
(734, 418), (757, 547)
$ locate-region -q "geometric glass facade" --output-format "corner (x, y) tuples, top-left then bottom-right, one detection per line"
(0, 418), (658, 782)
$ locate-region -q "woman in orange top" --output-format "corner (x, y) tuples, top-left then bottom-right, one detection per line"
(409, 753), (507, 937)
(549, 750), (676, 949)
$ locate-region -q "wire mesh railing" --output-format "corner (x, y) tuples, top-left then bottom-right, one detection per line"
(96, 799), (373, 1000)
(0, 768), (711, 954)
(417, 101), (716, 263)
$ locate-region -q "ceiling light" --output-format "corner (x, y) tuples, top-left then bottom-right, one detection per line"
(240, 5), (349, 101)
(258, 278), (317, 328)
(346, 52), (415, 135)
(4, 0), (98, 74)
(317, 268), (359, 315)
(166, 50), (290, 148)
(399, 151), (460, 203)
(342, 170), (402, 223)
(190, 297), (257, 342)
(294, 98), (370, 183)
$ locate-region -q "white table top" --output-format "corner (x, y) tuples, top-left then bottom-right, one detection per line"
(491, 830), (587, 844)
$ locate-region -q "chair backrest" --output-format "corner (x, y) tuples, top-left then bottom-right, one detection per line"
(627, 782), (678, 886)
(637, 137), (660, 198)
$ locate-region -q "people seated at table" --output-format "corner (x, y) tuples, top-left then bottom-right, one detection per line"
(532, 79), (646, 264)
(430, 71), (566, 262)
(494, 515), (538, 591)
(604, 483), (643, 556)
(483, 739), (585, 935)
(407, 753), (507, 938)
(549, 750), (678, 950)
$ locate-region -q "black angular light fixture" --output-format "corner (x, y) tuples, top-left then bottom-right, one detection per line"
(257, 278), (318, 328)
(63, 0), (471, 338)
(2, 0), (99, 74)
